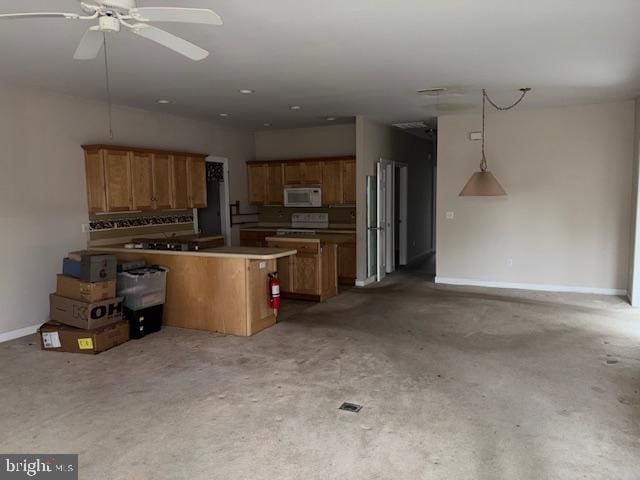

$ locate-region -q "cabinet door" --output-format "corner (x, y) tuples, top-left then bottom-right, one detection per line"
(322, 161), (343, 205)
(338, 243), (357, 283)
(265, 163), (284, 205)
(248, 164), (267, 205)
(85, 150), (106, 214)
(172, 155), (190, 209)
(293, 253), (320, 295)
(283, 163), (302, 185)
(301, 161), (323, 185)
(152, 153), (173, 210)
(188, 157), (207, 208)
(104, 149), (132, 212)
(130, 152), (154, 211)
(341, 159), (356, 204)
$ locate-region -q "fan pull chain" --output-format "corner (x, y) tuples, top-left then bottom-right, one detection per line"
(103, 32), (114, 141)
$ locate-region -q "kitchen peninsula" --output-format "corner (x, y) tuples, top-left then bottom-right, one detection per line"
(92, 245), (296, 336)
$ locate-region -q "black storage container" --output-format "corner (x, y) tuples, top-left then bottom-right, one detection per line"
(124, 305), (163, 339)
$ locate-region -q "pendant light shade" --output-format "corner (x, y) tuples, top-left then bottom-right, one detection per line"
(459, 171), (506, 196)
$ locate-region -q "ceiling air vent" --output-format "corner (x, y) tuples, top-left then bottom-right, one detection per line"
(417, 87), (448, 96)
(393, 121), (428, 130)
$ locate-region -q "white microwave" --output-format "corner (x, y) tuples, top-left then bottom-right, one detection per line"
(284, 187), (322, 207)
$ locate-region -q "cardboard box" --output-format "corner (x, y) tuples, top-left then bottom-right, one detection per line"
(56, 274), (116, 302)
(49, 294), (123, 330)
(39, 320), (129, 354)
(62, 252), (117, 283)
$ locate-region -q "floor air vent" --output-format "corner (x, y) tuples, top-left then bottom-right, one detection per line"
(339, 402), (363, 413)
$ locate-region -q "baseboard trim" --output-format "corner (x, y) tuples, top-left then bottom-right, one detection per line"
(0, 323), (41, 343)
(434, 277), (626, 296)
(355, 276), (377, 287)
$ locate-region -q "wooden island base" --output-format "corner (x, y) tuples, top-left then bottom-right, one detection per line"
(93, 247), (296, 336)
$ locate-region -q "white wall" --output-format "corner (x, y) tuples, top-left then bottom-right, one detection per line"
(0, 85), (254, 338)
(628, 97), (640, 304)
(436, 101), (635, 294)
(255, 123), (355, 160)
(355, 116), (433, 282)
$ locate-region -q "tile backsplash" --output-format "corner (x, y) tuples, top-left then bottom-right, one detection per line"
(258, 206), (356, 225)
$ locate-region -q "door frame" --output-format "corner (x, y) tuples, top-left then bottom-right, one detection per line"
(385, 161), (408, 273)
(397, 163), (409, 266)
(193, 156), (231, 245)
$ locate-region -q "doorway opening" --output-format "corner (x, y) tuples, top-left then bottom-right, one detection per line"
(195, 156), (231, 245)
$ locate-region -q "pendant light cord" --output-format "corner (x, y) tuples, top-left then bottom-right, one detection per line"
(103, 32), (114, 141)
(480, 88), (531, 171)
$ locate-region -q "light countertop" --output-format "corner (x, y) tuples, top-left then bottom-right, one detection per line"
(91, 245), (297, 260)
(241, 226), (356, 234)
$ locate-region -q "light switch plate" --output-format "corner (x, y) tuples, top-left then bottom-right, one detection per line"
(259, 261), (267, 269)
(446, 212), (454, 220)
(469, 131), (483, 141)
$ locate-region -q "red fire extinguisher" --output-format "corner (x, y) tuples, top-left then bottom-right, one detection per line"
(269, 272), (281, 316)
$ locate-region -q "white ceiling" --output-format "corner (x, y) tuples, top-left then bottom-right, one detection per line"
(0, 0), (639, 130)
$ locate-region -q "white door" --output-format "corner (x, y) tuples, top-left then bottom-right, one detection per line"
(376, 160), (390, 281)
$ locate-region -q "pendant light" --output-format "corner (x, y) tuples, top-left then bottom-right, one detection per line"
(459, 88), (531, 196)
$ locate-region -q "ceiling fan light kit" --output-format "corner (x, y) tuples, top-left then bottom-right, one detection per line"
(459, 88), (531, 197)
(0, 0), (223, 61)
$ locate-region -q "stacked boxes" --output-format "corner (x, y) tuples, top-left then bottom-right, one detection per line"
(39, 252), (129, 354)
(117, 266), (168, 339)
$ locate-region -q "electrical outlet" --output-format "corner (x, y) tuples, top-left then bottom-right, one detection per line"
(81, 223), (90, 233)
(507, 258), (513, 267)
(446, 211), (454, 220)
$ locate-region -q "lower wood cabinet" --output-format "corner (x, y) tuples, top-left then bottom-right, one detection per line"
(268, 239), (338, 302)
(83, 145), (208, 214)
(337, 242), (357, 285)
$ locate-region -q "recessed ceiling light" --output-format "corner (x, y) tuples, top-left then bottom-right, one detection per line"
(219, 113), (229, 117)
(239, 89), (255, 94)
(157, 99), (171, 104)
(326, 117), (336, 121)
(289, 105), (301, 110)
(263, 123), (271, 127)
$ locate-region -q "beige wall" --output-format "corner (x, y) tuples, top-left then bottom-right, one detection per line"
(628, 97), (640, 304)
(436, 101), (635, 293)
(255, 123), (355, 160)
(0, 85), (254, 337)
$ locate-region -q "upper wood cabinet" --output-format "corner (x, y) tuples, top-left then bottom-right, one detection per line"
(283, 161), (322, 185)
(322, 160), (343, 206)
(265, 163), (284, 205)
(248, 164), (267, 205)
(104, 149), (133, 212)
(82, 145), (208, 215)
(85, 150), (107, 214)
(152, 153), (173, 210)
(131, 152), (154, 211)
(188, 157), (207, 208)
(171, 155), (190, 210)
(247, 156), (356, 207)
(341, 158), (356, 204)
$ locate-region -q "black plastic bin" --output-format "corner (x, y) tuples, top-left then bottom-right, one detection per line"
(124, 305), (164, 339)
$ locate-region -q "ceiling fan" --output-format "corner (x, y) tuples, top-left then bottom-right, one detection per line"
(0, 0), (223, 61)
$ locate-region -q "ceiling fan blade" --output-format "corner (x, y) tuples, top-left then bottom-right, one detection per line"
(130, 7), (222, 25)
(132, 24), (210, 61)
(0, 12), (80, 20)
(74, 27), (104, 60)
